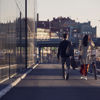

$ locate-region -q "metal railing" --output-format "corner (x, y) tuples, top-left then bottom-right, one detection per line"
(0, 64), (17, 83)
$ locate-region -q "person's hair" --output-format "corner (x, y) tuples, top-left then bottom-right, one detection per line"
(82, 35), (88, 46)
(63, 33), (67, 39)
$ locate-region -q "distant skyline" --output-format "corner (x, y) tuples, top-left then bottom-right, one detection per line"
(37, 0), (100, 37)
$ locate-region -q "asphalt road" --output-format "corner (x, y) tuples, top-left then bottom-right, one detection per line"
(1, 64), (100, 100)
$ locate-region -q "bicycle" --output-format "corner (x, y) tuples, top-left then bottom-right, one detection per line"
(92, 62), (97, 80)
(89, 49), (97, 80)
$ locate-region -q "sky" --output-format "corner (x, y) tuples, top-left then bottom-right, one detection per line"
(37, 0), (100, 37)
(0, 0), (100, 37)
(0, 0), (35, 21)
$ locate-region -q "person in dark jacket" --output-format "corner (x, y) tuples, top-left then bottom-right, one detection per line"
(57, 33), (72, 80)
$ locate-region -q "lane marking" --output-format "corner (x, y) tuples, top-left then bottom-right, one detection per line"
(0, 64), (38, 99)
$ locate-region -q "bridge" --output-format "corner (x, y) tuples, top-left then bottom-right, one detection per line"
(0, 35), (100, 100)
(35, 38), (100, 63)
(16, 38), (100, 48)
(36, 38), (78, 47)
(36, 38), (100, 47)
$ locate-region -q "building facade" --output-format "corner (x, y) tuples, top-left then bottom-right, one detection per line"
(37, 16), (96, 41)
(70, 21), (96, 43)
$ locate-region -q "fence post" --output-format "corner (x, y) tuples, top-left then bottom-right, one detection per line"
(9, 53), (10, 79)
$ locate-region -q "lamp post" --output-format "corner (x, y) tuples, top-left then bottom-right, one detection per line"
(25, 0), (27, 68)
(59, 19), (61, 39)
(19, 12), (22, 66)
(49, 21), (51, 39)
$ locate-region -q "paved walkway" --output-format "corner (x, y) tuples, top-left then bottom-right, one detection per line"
(1, 64), (100, 100)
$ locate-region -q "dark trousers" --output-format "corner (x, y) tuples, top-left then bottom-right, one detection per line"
(61, 57), (70, 77)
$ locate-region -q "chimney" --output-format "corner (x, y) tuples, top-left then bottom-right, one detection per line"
(37, 13), (39, 22)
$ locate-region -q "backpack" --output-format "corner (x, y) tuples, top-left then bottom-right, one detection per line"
(65, 42), (72, 57)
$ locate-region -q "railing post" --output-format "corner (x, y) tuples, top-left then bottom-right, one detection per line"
(8, 53), (10, 79)
(39, 47), (41, 63)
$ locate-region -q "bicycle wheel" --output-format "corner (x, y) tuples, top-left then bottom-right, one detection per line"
(92, 62), (97, 80)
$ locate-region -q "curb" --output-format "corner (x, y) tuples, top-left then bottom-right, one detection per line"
(0, 64), (38, 99)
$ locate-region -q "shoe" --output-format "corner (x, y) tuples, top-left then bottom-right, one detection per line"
(80, 75), (84, 79)
(84, 76), (87, 80)
(80, 76), (83, 79)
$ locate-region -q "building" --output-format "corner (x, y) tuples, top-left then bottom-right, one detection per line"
(80, 21), (96, 38)
(70, 21), (96, 43)
(37, 28), (50, 39)
(37, 16), (97, 41)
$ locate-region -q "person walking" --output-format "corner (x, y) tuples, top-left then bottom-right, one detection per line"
(79, 35), (95, 80)
(57, 33), (72, 80)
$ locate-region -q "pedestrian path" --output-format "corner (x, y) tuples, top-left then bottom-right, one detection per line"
(1, 64), (100, 100)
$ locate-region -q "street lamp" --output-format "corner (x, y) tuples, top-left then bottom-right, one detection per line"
(59, 19), (61, 39)
(25, 0), (27, 68)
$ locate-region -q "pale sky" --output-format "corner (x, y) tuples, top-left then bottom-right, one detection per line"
(0, 0), (100, 37)
(37, 0), (100, 37)
(0, 0), (35, 21)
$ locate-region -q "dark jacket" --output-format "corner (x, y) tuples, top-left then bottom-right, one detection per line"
(57, 40), (73, 58)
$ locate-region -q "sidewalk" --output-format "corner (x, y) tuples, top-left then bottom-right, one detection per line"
(0, 64), (38, 98)
(0, 64), (100, 100)
(0, 69), (27, 90)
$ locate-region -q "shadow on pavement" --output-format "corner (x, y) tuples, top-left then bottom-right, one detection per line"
(1, 86), (100, 100)
(30, 68), (62, 76)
